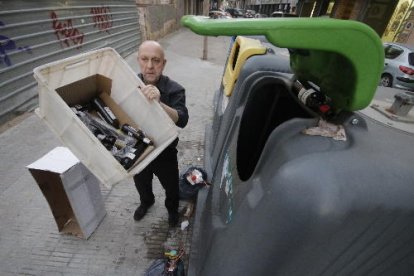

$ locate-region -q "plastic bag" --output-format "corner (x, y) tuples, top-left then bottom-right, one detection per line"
(145, 254), (185, 276)
(145, 259), (167, 276)
(179, 166), (208, 200)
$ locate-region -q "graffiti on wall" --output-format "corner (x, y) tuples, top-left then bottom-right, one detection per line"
(50, 11), (84, 49)
(91, 6), (113, 33)
(50, 6), (113, 49)
(0, 21), (32, 67)
(2, 6), (115, 66)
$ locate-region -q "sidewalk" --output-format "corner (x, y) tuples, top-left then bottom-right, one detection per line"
(0, 28), (230, 275)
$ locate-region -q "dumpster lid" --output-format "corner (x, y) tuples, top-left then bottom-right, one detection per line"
(181, 16), (384, 112)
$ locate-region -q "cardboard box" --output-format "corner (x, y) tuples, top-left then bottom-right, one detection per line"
(33, 48), (178, 188)
(27, 147), (106, 239)
(55, 74), (155, 167)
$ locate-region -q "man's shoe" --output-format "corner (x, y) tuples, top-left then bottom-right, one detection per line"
(168, 211), (179, 227)
(134, 205), (148, 221)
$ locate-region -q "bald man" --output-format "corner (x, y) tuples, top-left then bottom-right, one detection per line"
(133, 40), (189, 227)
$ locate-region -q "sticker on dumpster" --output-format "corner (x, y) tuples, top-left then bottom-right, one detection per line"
(220, 152), (233, 224)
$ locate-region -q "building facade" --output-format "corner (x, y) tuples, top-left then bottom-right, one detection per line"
(0, 0), (143, 125)
(136, 0), (205, 40)
(0, 0), (203, 125)
(382, 0), (414, 44)
(244, 0), (298, 15)
(295, 0), (414, 44)
(231, 0), (414, 45)
(2, 0), (414, 125)
(296, 0), (399, 38)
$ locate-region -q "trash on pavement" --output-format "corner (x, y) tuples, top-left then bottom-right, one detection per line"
(145, 247), (185, 276)
(181, 220), (190, 231)
(179, 166), (210, 200)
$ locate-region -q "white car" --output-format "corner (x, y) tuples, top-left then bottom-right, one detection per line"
(381, 42), (414, 91)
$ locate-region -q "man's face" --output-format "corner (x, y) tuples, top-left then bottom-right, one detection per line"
(138, 43), (166, 85)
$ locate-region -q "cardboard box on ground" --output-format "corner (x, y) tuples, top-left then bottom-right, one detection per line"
(33, 48), (178, 188)
(27, 147), (106, 239)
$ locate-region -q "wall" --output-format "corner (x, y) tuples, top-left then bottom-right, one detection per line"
(360, 0), (399, 36)
(136, 0), (191, 41)
(0, 0), (142, 125)
(331, 0), (398, 36)
(382, 0), (414, 44)
(332, 0), (357, 19)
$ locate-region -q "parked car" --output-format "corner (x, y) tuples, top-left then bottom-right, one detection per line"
(225, 8), (245, 18)
(381, 42), (414, 91)
(254, 13), (268, 18)
(271, 11), (298, 17)
(209, 10), (232, 19)
(244, 9), (256, 18)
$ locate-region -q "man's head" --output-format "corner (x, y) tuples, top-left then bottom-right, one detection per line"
(137, 40), (166, 85)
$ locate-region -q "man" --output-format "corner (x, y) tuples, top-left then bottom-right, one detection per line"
(133, 40), (189, 227)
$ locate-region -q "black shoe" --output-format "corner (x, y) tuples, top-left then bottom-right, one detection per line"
(134, 205), (148, 221)
(168, 211), (179, 227)
(134, 200), (155, 221)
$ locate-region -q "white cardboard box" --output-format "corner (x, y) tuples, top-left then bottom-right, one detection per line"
(27, 147), (106, 239)
(33, 47), (178, 188)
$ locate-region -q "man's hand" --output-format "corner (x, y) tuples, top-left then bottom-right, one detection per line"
(140, 84), (160, 102)
(139, 84), (179, 123)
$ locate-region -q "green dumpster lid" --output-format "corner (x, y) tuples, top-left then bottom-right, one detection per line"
(181, 16), (384, 112)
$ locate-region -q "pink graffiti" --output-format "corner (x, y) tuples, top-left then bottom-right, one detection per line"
(91, 6), (113, 33)
(50, 11), (84, 49)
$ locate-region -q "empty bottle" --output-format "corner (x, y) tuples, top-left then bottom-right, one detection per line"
(294, 81), (332, 116)
(116, 144), (147, 170)
(121, 124), (153, 146)
(92, 97), (120, 128)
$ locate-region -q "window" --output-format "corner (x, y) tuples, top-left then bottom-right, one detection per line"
(384, 45), (403, 59)
(408, 52), (414, 66)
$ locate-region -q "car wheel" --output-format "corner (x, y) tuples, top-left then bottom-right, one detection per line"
(380, 74), (393, 87)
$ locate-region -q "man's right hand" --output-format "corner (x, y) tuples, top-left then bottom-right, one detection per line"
(139, 84), (160, 102)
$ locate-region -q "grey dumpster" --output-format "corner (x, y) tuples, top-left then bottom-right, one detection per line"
(182, 16), (414, 276)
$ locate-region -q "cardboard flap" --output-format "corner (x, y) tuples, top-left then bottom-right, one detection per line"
(56, 75), (112, 106)
(27, 147), (79, 174)
(28, 169), (80, 233)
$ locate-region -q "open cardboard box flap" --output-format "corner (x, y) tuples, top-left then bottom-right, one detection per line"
(56, 74), (112, 106)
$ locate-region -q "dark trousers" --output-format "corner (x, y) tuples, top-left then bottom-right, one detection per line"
(133, 147), (179, 213)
